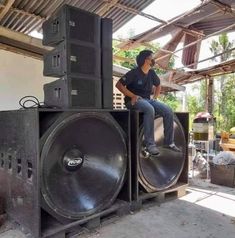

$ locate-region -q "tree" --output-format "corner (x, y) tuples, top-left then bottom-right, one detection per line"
(218, 75), (235, 131)
(113, 39), (174, 75)
(209, 33), (235, 131)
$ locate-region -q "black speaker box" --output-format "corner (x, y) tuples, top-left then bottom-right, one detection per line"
(101, 18), (113, 109)
(43, 40), (101, 78)
(130, 112), (189, 202)
(43, 76), (102, 109)
(0, 109), (131, 238)
(42, 4), (101, 46)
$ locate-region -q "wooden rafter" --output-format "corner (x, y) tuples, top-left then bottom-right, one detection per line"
(210, 0), (235, 17)
(153, 21), (235, 65)
(98, 0), (167, 24)
(97, 0), (119, 16)
(0, 0), (15, 21)
(0, 3), (45, 21)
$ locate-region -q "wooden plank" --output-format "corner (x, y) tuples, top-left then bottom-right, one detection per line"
(0, 42), (42, 60)
(0, 0), (15, 21)
(0, 26), (52, 51)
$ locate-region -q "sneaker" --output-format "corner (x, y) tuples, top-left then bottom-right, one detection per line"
(164, 144), (181, 152)
(147, 145), (160, 155)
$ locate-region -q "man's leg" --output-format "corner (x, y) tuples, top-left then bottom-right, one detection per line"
(148, 99), (174, 145)
(126, 99), (159, 154)
(148, 99), (181, 152)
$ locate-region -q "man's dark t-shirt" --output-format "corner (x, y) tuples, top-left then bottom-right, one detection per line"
(119, 67), (160, 104)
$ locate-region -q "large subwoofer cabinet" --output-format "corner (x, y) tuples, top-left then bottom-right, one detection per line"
(0, 108), (131, 238)
(130, 111), (189, 205)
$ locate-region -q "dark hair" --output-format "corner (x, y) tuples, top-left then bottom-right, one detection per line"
(136, 50), (153, 67)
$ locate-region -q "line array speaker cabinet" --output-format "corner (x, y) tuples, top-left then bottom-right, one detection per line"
(101, 18), (113, 109)
(42, 4), (114, 109)
(42, 5), (100, 46)
(43, 40), (101, 78)
(0, 109), (130, 237)
(43, 76), (102, 108)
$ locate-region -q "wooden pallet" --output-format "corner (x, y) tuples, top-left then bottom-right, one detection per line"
(42, 200), (130, 238)
(131, 182), (188, 210)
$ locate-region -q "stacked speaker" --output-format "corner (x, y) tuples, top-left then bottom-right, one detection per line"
(43, 4), (113, 109)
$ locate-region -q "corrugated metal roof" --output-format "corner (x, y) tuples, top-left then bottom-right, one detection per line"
(117, 0), (235, 70)
(168, 58), (235, 85)
(120, 0), (235, 45)
(0, 0), (155, 34)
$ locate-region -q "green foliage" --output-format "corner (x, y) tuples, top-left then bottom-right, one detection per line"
(113, 40), (174, 75)
(159, 93), (180, 111)
(213, 75), (235, 131)
(210, 33), (234, 62)
(209, 33), (235, 132)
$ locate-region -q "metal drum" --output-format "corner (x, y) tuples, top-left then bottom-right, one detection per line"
(193, 112), (215, 141)
(138, 116), (186, 192)
(40, 112), (127, 220)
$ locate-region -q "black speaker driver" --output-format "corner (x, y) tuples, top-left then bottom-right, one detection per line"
(40, 112), (127, 220)
(138, 116), (186, 192)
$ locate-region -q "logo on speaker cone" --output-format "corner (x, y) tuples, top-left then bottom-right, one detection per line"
(67, 158), (83, 167)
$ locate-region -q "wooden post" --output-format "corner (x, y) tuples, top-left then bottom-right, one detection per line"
(206, 77), (214, 114)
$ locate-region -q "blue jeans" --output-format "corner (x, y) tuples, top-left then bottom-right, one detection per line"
(126, 98), (174, 147)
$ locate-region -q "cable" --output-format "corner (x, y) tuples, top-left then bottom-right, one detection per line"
(19, 96), (50, 109)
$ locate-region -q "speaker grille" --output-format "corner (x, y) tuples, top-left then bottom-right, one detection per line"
(70, 43), (100, 76)
(44, 76), (102, 109)
(43, 41), (101, 77)
(71, 78), (99, 107)
(42, 5), (101, 46)
(69, 7), (100, 44)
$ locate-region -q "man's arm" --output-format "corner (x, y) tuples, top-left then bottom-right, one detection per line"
(152, 69), (161, 99)
(153, 85), (161, 99)
(116, 81), (139, 105)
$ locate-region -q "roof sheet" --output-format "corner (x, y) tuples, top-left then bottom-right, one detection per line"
(0, 0), (154, 34)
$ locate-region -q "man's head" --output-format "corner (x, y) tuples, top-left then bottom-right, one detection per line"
(136, 50), (155, 68)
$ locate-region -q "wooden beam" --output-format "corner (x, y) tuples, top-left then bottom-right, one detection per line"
(154, 29), (184, 69)
(210, 0), (235, 17)
(0, 0), (15, 21)
(97, 0), (119, 16)
(113, 55), (135, 63)
(0, 42), (42, 60)
(179, 26), (205, 37)
(0, 26), (51, 57)
(111, 2), (167, 24)
(160, 79), (186, 91)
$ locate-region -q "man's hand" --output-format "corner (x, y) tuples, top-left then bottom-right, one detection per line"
(131, 95), (140, 105)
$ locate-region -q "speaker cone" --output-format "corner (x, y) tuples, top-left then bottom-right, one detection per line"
(40, 112), (127, 220)
(138, 116), (186, 192)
